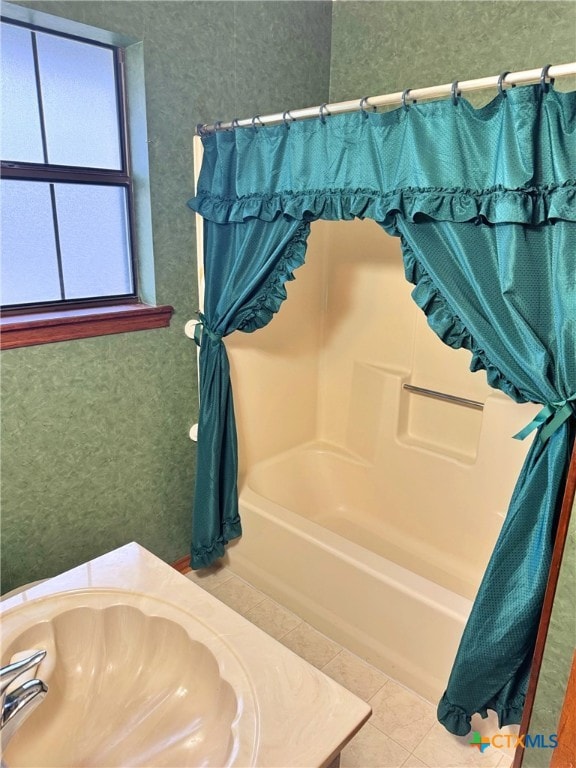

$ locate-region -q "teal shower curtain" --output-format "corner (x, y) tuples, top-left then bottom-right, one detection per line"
(188, 84), (576, 734)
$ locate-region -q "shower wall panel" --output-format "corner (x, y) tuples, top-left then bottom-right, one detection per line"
(318, 218), (495, 460)
(226, 222), (326, 480)
(227, 218), (538, 597)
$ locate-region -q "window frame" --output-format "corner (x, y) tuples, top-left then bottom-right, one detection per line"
(0, 7), (173, 348)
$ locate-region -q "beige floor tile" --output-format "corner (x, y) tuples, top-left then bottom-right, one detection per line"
(340, 723), (410, 768)
(414, 722), (502, 768)
(322, 649), (389, 701)
(402, 755), (429, 767)
(369, 681), (436, 752)
(185, 564), (233, 592)
(280, 622), (342, 669)
(497, 755), (513, 768)
(209, 574), (266, 614)
(243, 597), (302, 640)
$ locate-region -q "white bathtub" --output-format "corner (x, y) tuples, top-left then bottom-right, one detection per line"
(228, 442), (474, 703)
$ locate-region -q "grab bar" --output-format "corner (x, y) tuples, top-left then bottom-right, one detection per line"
(403, 384), (484, 411)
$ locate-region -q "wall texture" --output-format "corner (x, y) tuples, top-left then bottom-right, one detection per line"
(330, 1), (576, 103)
(0, 0), (332, 594)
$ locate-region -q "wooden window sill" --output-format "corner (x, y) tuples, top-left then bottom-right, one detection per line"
(0, 303), (174, 350)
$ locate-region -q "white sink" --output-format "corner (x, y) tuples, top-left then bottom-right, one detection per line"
(1, 590), (258, 767)
(0, 544), (370, 767)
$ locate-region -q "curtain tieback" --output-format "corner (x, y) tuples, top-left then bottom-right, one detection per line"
(193, 314), (223, 347)
(513, 394), (576, 444)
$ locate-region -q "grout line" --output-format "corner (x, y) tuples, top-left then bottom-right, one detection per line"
(320, 648), (343, 671)
(186, 570), (234, 591)
(400, 754), (430, 768)
(370, 678), (390, 700)
(405, 720), (436, 756)
(236, 595), (306, 641)
(276, 621), (304, 641)
(368, 676), (391, 702)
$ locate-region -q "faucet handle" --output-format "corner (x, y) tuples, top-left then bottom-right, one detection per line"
(0, 651), (47, 698)
(2, 679), (48, 722)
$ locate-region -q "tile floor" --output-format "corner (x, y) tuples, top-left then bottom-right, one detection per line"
(185, 566), (516, 768)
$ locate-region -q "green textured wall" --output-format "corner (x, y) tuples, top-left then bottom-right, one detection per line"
(330, 1), (576, 104)
(329, 3), (576, 760)
(0, 0), (332, 594)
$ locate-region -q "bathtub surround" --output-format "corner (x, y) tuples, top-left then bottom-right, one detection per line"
(222, 217), (548, 715)
(189, 85), (576, 735)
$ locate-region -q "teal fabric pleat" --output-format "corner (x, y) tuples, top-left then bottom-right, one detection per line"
(187, 85), (576, 730)
(393, 217), (576, 732)
(191, 217), (310, 568)
(193, 331), (240, 567)
(438, 424), (572, 733)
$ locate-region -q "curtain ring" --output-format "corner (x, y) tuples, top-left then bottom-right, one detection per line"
(497, 71), (509, 97)
(282, 110), (295, 129)
(497, 71), (515, 97)
(319, 103), (331, 124)
(401, 88), (415, 111)
(451, 81), (461, 106)
(231, 117), (241, 130)
(359, 96), (376, 118)
(196, 123), (207, 136)
(540, 64), (555, 93)
(251, 115), (264, 131)
(213, 121), (223, 132)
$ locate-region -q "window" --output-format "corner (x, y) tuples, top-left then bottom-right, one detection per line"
(0, 14), (172, 348)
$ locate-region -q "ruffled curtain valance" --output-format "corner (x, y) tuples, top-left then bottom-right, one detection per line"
(193, 87), (576, 228)
(194, 183), (575, 227)
(188, 84), (576, 736)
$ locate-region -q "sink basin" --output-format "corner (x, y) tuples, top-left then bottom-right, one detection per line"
(0, 589), (258, 767)
(1, 544), (371, 767)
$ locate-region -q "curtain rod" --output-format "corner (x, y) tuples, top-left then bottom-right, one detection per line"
(197, 62), (576, 135)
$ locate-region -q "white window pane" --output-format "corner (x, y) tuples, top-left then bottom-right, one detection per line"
(55, 184), (133, 299)
(0, 23), (44, 163)
(36, 32), (122, 169)
(1, 181), (61, 306)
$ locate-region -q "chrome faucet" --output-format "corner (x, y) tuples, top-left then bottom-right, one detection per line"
(0, 651), (48, 758)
